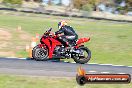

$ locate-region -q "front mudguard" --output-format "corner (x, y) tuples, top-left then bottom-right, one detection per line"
(38, 44), (47, 48)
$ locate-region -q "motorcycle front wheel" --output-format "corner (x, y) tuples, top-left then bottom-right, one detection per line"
(32, 45), (48, 61)
(73, 46), (91, 64)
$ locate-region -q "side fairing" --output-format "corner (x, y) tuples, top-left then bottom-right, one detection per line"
(41, 37), (62, 58)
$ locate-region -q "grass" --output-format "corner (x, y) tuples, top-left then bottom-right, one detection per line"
(0, 11), (132, 65)
(0, 74), (131, 88)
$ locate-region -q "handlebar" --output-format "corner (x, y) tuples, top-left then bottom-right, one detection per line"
(44, 28), (52, 35)
(48, 28), (52, 32)
(43, 28), (62, 38)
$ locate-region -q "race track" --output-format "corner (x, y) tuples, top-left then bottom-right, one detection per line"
(0, 57), (132, 77)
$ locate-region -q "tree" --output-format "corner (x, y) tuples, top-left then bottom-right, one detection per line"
(82, 3), (93, 11)
(33, 0), (42, 2)
(126, 0), (132, 10)
(3, 0), (22, 4)
(48, 0), (52, 5)
(73, 0), (84, 9)
(73, 0), (101, 11)
(87, 0), (100, 11)
(115, 0), (132, 14)
(58, 0), (62, 5)
(115, 0), (122, 4)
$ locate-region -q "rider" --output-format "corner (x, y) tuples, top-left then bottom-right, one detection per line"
(55, 20), (78, 47)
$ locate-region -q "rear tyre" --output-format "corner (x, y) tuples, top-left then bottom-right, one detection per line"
(73, 46), (91, 64)
(32, 45), (48, 61)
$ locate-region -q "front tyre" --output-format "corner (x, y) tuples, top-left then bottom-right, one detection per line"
(73, 46), (91, 64)
(32, 45), (48, 61)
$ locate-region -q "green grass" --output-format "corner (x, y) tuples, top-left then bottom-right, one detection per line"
(0, 11), (132, 65)
(0, 74), (131, 88)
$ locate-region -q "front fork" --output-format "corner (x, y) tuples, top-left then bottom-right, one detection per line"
(38, 44), (47, 48)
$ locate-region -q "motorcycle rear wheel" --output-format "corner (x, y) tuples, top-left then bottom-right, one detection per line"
(73, 46), (91, 64)
(32, 45), (48, 61)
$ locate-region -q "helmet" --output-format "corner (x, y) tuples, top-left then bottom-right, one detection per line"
(58, 20), (67, 29)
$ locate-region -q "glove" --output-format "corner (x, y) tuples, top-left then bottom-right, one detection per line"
(50, 33), (55, 36)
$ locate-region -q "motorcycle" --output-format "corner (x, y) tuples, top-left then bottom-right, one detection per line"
(32, 28), (91, 64)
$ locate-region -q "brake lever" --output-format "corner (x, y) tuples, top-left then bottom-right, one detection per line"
(48, 28), (52, 32)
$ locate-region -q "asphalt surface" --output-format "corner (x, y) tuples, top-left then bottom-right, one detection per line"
(0, 57), (132, 77)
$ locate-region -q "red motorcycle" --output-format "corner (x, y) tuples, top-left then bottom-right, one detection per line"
(32, 28), (91, 64)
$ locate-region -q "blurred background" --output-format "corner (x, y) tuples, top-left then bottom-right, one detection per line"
(0, 0), (132, 20)
(0, 1), (132, 88)
(0, 0), (132, 66)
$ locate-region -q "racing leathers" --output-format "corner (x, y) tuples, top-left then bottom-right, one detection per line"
(55, 25), (78, 46)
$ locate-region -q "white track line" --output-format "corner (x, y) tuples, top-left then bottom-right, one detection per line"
(19, 58), (27, 60)
(98, 64), (113, 65)
(101, 72), (110, 74)
(112, 65), (125, 66)
(127, 66), (132, 68)
(88, 71), (97, 73)
(7, 57), (17, 58)
(6, 57), (27, 60)
(71, 62), (76, 63)
(89, 63), (98, 64)
(89, 63), (132, 68)
(118, 73), (126, 74)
